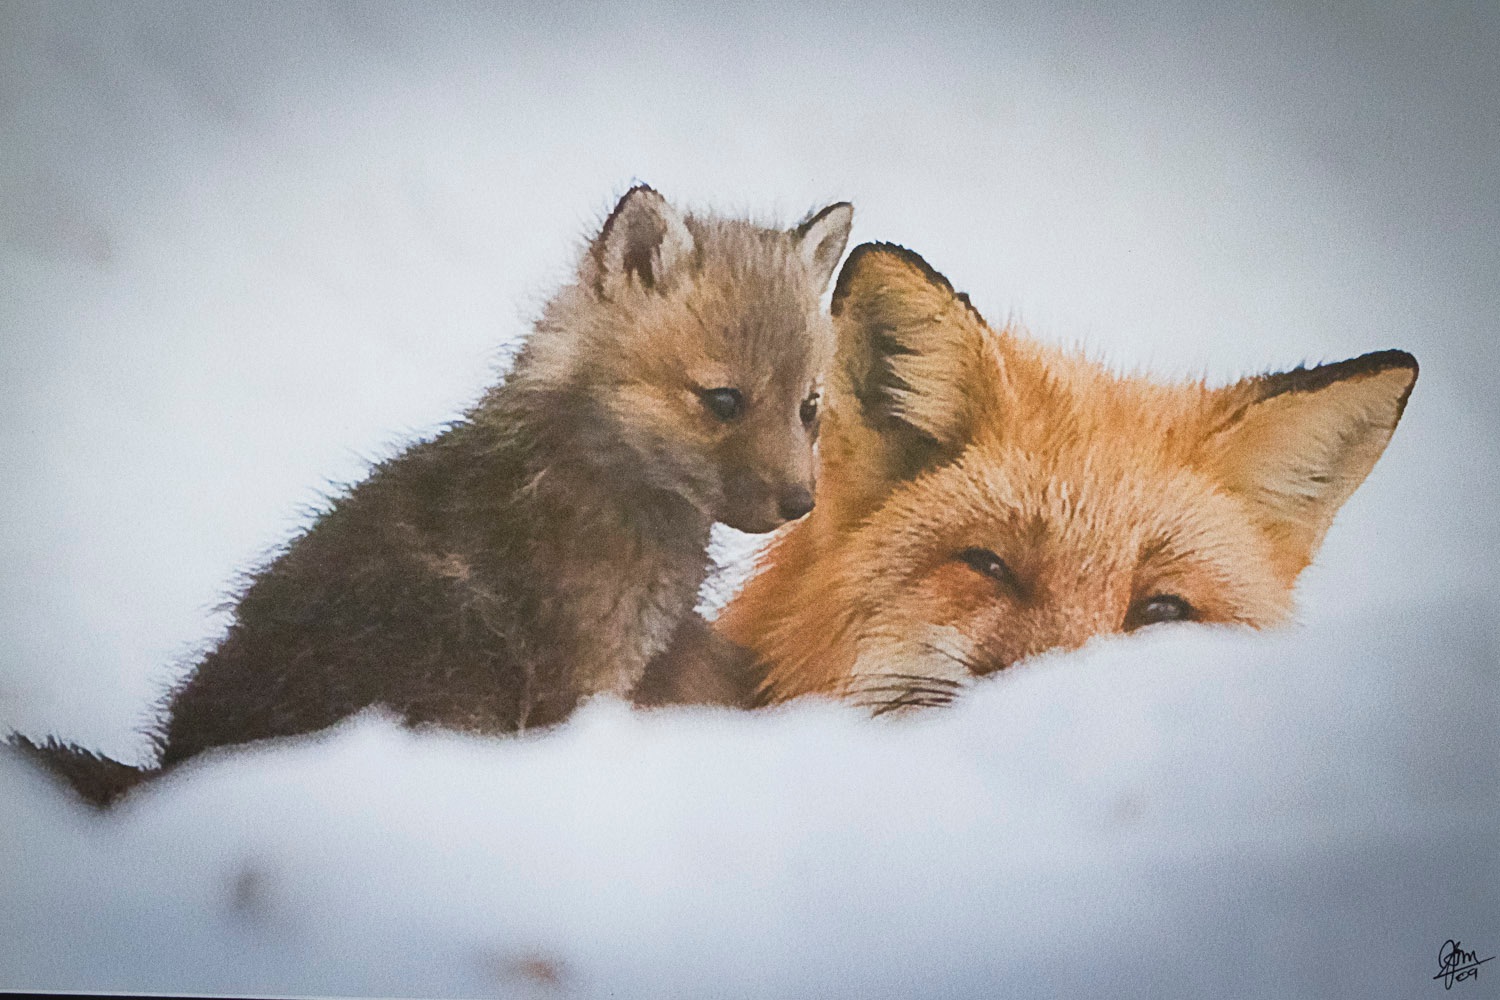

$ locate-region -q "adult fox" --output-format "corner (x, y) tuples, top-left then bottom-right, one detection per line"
(710, 242), (1417, 713)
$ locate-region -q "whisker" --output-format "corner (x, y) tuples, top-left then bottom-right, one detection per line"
(835, 671), (964, 691)
(868, 672), (964, 688)
(918, 641), (990, 676)
(867, 693), (953, 718)
(845, 684), (962, 701)
(835, 655), (978, 718)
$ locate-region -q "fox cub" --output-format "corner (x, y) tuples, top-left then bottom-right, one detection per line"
(716, 242), (1417, 713)
(12, 186), (853, 804)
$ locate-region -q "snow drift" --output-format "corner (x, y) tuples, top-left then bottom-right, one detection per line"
(4, 600), (1494, 999)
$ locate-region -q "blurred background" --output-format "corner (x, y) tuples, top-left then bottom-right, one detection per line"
(3, 1), (1495, 761)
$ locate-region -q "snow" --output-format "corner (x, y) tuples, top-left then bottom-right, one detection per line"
(2, 2), (1496, 997)
(4, 609), (1495, 997)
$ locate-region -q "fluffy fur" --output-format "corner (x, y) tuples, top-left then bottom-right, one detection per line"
(715, 243), (1417, 712)
(10, 186), (853, 805)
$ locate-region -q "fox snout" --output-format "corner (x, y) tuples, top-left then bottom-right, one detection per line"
(711, 402), (823, 533)
(719, 470), (817, 534)
(778, 485), (814, 522)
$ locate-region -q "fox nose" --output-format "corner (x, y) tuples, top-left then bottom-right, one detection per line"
(777, 486), (815, 522)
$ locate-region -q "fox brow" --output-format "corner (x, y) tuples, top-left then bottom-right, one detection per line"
(681, 246), (823, 388)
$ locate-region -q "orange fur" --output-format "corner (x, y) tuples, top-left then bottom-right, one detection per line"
(718, 243), (1417, 710)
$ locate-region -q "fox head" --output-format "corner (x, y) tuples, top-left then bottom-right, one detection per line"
(718, 242), (1418, 710)
(513, 185), (853, 534)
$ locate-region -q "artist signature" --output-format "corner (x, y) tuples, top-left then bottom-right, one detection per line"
(1434, 939), (1494, 990)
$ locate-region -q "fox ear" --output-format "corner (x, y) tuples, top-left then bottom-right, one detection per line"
(793, 202), (854, 292)
(830, 242), (990, 480)
(591, 184), (695, 296)
(1206, 349), (1418, 576)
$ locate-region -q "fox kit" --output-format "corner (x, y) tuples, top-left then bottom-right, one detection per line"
(12, 186), (853, 804)
(716, 242), (1417, 712)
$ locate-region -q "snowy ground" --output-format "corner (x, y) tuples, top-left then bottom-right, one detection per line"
(4, 609), (1495, 999)
(2, 2), (1497, 998)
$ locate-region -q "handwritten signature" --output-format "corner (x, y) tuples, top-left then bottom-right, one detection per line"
(1434, 939), (1494, 990)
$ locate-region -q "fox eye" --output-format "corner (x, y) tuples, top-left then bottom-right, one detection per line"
(799, 392), (819, 427)
(1126, 594), (1194, 630)
(956, 547), (1019, 592)
(698, 387), (744, 421)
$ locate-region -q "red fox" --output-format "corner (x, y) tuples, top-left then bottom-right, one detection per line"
(715, 242), (1417, 713)
(10, 186), (854, 804)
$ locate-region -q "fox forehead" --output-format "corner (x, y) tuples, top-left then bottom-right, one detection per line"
(965, 331), (1220, 449)
(612, 271), (830, 404)
(873, 431), (1250, 553)
(687, 276), (826, 379)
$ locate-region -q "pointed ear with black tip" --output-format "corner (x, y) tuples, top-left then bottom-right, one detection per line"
(793, 202), (854, 292)
(829, 242), (992, 481)
(1206, 349), (1418, 577)
(592, 184), (695, 297)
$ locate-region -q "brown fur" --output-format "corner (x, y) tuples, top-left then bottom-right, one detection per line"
(632, 615), (763, 709)
(717, 243), (1417, 711)
(10, 187), (853, 804)
(7, 735), (150, 809)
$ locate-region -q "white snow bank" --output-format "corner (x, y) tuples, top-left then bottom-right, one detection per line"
(4, 599), (1495, 999)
